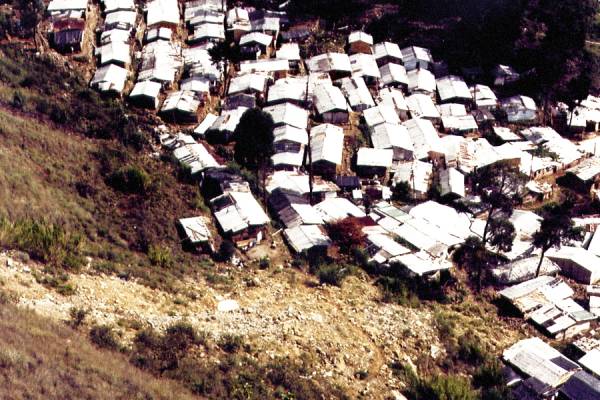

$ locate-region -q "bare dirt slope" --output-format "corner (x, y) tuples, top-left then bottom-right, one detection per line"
(0, 251), (523, 398)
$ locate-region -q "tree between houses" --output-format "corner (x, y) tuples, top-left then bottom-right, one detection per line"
(233, 108), (275, 206)
(533, 201), (583, 278)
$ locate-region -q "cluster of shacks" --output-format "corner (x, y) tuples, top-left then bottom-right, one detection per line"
(44, 3), (600, 391)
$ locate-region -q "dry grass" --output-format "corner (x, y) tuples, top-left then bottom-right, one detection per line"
(0, 302), (200, 400)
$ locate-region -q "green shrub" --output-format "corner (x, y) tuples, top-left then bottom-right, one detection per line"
(68, 307), (88, 328)
(89, 325), (120, 350)
(218, 334), (244, 353)
(457, 331), (486, 365)
(107, 165), (150, 194)
(316, 264), (349, 286)
(1, 217), (84, 269)
(147, 245), (174, 268)
(434, 312), (456, 342)
(407, 373), (477, 400)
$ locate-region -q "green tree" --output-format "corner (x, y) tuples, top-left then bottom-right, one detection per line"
(472, 163), (524, 249)
(452, 236), (491, 292)
(16, 0), (44, 38)
(533, 201), (583, 277)
(233, 108), (274, 203)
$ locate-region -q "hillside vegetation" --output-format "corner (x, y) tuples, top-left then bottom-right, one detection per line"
(0, 300), (199, 400)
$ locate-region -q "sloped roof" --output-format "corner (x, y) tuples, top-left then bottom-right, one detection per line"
(377, 87), (409, 112)
(379, 63), (408, 87)
(406, 93), (440, 119)
(337, 76), (374, 110)
(273, 124), (308, 145)
(307, 53), (352, 74)
(560, 370), (600, 400)
(228, 73), (269, 95)
(90, 64), (127, 93)
(263, 102), (309, 129)
(407, 68), (435, 93)
(348, 30), (373, 45)
(179, 216), (212, 243)
(371, 123), (412, 152)
(394, 160), (432, 194)
(284, 225), (331, 253)
(403, 118), (443, 159)
(129, 79), (161, 99)
(436, 75), (471, 102)
(364, 104), (401, 128)
(267, 77), (307, 104)
(276, 43), (301, 61)
(314, 197), (366, 223)
(147, 0), (180, 26)
(439, 167), (465, 197)
(310, 123), (344, 165)
(313, 83), (347, 114)
(349, 53), (380, 79)
(239, 31), (272, 47)
(373, 41), (402, 61)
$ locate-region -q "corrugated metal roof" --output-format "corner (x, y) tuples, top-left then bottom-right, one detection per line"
(407, 69), (435, 93)
(356, 148), (393, 168)
(337, 76), (374, 110)
(379, 63), (408, 87)
(436, 75), (471, 102)
(406, 94), (440, 120)
(314, 197), (366, 223)
(263, 102), (309, 129)
(179, 216), (211, 243)
(403, 118), (443, 159)
(147, 0), (180, 26)
(371, 123), (412, 152)
(349, 53), (380, 79)
(284, 225), (331, 253)
(313, 83), (347, 114)
(373, 42), (402, 61)
(310, 123), (344, 165)
(348, 31), (373, 45)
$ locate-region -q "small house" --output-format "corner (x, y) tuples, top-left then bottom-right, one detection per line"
(493, 64), (520, 87)
(211, 189), (270, 249)
(406, 93), (440, 122)
(96, 40), (131, 66)
(284, 225), (331, 258)
(129, 80), (162, 109)
(226, 7), (251, 42)
(364, 104), (401, 129)
(564, 157), (600, 194)
(436, 75), (472, 106)
(349, 53), (380, 86)
(439, 167), (465, 198)
(187, 23), (225, 45)
(160, 90), (200, 122)
(373, 41), (402, 66)
(90, 63), (128, 94)
(337, 76), (375, 112)
(370, 123), (413, 161)
(239, 58), (289, 80)
(401, 46), (433, 71)
(377, 87), (409, 120)
(239, 31), (273, 59)
(470, 84), (497, 109)
(348, 31), (373, 54)
(228, 73), (269, 97)
(206, 106), (248, 143)
(146, 0), (180, 28)
(356, 148), (394, 178)
(178, 216), (214, 253)
(403, 118), (444, 161)
(263, 102), (309, 130)
(267, 77), (307, 106)
(145, 26), (172, 43)
(313, 83), (349, 124)
(393, 160), (433, 199)
(276, 43), (301, 71)
(103, 0), (135, 14)
(547, 246), (600, 284)
(407, 68), (436, 95)
(310, 123), (344, 177)
(307, 52), (352, 80)
(500, 95), (537, 124)
(51, 18), (85, 53)
(379, 63), (408, 90)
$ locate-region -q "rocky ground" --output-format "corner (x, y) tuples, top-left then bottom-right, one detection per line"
(0, 250), (521, 398)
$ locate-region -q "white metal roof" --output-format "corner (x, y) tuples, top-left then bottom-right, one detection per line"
(240, 58), (289, 74)
(129, 80), (161, 99)
(392, 251), (452, 276)
(228, 73), (269, 95)
(348, 31), (373, 45)
(103, 0), (135, 13)
(403, 118), (444, 159)
(377, 87), (409, 112)
(189, 22), (225, 41)
(493, 126), (521, 141)
(307, 53), (352, 74)
(97, 41), (131, 65)
(567, 157), (600, 182)
(267, 77), (307, 104)
(100, 28), (131, 45)
(273, 124), (308, 145)
(271, 150), (304, 167)
(371, 123), (412, 152)
(47, 0), (87, 12)
(436, 75), (471, 102)
(210, 106), (248, 133)
(394, 160), (432, 194)
(373, 41), (402, 61)
(179, 216), (212, 243)
(349, 53), (380, 79)
(310, 123), (344, 165)
(438, 103), (467, 117)
(105, 10), (137, 27)
(439, 167), (465, 197)
(379, 63), (408, 88)
(180, 76), (211, 94)
(263, 102), (309, 129)
(314, 197), (366, 223)
(441, 115), (478, 132)
(172, 139), (219, 174)
(313, 83), (348, 114)
(194, 113), (218, 135)
(239, 31), (272, 47)
(407, 68), (436, 93)
(146, 0), (180, 26)
(90, 64), (128, 93)
(265, 171), (340, 195)
(579, 348), (600, 376)
(406, 94), (440, 120)
(161, 90), (200, 114)
(276, 43), (301, 61)
(364, 104), (401, 128)
(470, 84), (497, 108)
(401, 46), (433, 68)
(356, 147), (393, 168)
(337, 76), (374, 110)
(284, 225), (331, 253)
